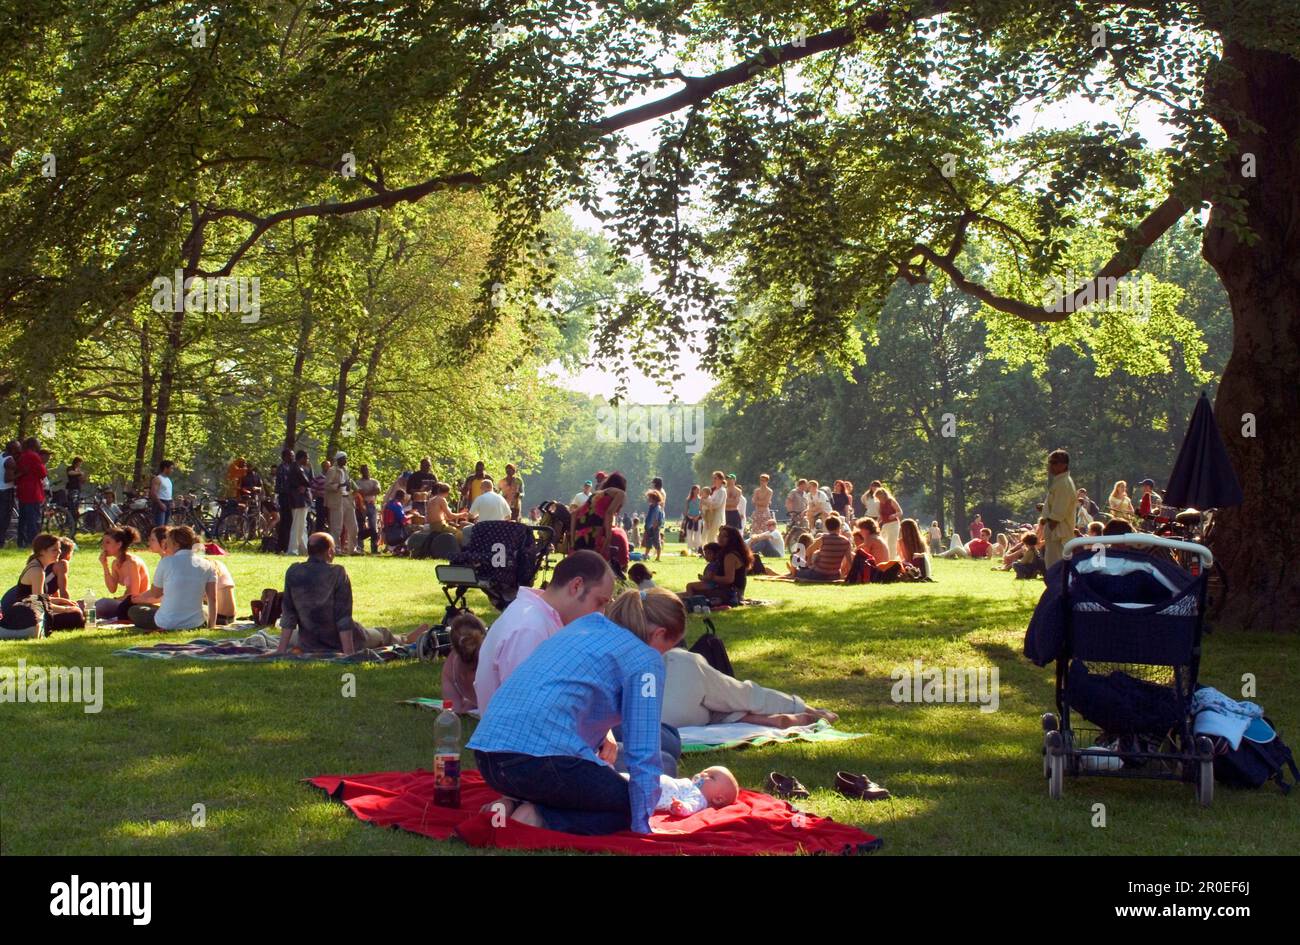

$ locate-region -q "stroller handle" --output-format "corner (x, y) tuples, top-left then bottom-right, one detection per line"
(1064, 533), (1213, 567)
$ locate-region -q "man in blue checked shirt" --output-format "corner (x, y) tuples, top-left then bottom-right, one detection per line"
(469, 588), (688, 835)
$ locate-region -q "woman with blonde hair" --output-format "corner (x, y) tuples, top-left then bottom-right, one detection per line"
(701, 471), (726, 545)
(468, 587), (686, 836)
(1108, 480), (1135, 522)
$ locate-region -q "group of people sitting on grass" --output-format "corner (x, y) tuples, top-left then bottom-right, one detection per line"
(772, 514), (934, 584)
(0, 525), (238, 636)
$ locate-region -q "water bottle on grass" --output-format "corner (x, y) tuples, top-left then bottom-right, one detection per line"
(433, 700), (461, 808)
(83, 589), (97, 628)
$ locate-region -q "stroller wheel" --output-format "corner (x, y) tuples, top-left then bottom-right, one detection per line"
(1196, 757), (1214, 808)
(1047, 751), (1064, 799)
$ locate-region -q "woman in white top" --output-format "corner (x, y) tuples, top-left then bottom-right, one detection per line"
(701, 473), (727, 545)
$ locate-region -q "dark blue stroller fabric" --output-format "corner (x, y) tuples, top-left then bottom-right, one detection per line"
(1067, 660), (1183, 735)
(1023, 550), (1196, 667)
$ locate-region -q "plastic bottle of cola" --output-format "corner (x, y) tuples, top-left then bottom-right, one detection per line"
(433, 700), (462, 808)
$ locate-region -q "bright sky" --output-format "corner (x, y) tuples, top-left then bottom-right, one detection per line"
(557, 45), (1177, 406)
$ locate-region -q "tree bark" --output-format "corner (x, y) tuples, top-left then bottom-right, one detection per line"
(1200, 42), (1300, 631)
(326, 347), (359, 459)
(283, 296), (313, 449)
(934, 459), (946, 533)
(356, 336), (386, 431)
(132, 326), (153, 488)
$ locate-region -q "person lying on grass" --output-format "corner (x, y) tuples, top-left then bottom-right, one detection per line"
(469, 587), (685, 835)
(275, 532), (395, 654)
(661, 646), (839, 729)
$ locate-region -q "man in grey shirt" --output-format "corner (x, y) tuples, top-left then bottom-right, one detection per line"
(275, 533), (393, 654)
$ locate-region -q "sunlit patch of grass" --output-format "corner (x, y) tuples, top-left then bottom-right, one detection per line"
(1, 545), (1294, 855)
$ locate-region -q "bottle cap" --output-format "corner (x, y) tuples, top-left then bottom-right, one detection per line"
(442, 700), (453, 709)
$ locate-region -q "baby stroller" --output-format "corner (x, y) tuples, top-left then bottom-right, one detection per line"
(1029, 534), (1217, 806)
(436, 520), (554, 613)
(536, 500), (571, 561)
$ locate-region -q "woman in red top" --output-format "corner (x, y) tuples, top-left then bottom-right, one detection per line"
(572, 472), (627, 561)
(875, 487), (903, 561)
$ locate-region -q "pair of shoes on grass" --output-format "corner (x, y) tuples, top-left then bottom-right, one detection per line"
(767, 771), (891, 802)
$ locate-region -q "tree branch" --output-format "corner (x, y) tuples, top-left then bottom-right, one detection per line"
(906, 192), (1192, 322)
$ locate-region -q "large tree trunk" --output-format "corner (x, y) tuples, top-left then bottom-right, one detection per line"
(1201, 42), (1300, 631)
(149, 303), (185, 472)
(950, 453), (967, 539)
(933, 459), (946, 533)
(356, 336), (386, 431)
(132, 326), (153, 488)
(283, 299), (313, 450)
(326, 348), (359, 459)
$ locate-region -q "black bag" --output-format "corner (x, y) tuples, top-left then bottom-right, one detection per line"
(689, 617), (734, 677)
(260, 535), (279, 554)
(1213, 718), (1300, 793)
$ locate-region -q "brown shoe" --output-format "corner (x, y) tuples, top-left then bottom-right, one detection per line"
(834, 771), (891, 801)
(766, 772), (810, 800)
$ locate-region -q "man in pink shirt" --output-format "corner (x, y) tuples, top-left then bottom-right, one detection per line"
(474, 550), (614, 710)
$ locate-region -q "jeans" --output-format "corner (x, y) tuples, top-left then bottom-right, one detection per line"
(0, 489), (13, 547)
(154, 499), (172, 527)
(474, 751), (632, 835)
(612, 722), (680, 777)
(66, 489), (80, 537)
(17, 501), (41, 547)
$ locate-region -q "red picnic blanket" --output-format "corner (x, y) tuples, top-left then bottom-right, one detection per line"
(307, 769), (880, 856)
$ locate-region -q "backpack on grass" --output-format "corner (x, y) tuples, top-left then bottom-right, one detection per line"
(689, 617), (734, 677)
(251, 588), (283, 627)
(1214, 718), (1299, 794)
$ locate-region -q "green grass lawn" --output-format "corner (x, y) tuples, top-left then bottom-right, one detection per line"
(2, 543), (1295, 855)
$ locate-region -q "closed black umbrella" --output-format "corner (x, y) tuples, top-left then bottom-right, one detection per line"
(1163, 392), (1244, 510)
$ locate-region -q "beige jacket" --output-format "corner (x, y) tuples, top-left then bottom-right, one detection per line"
(663, 649), (806, 729)
(1045, 471), (1077, 541)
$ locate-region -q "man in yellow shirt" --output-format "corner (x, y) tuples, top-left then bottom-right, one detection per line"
(1043, 449), (1077, 568)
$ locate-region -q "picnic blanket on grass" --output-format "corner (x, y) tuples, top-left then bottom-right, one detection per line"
(680, 719), (868, 752)
(114, 628), (412, 664)
(307, 769), (880, 855)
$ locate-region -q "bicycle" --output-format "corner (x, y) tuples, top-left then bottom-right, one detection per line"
(79, 488), (121, 535)
(170, 492), (215, 538)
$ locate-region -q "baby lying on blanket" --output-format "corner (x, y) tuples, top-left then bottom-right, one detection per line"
(622, 766), (740, 817)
